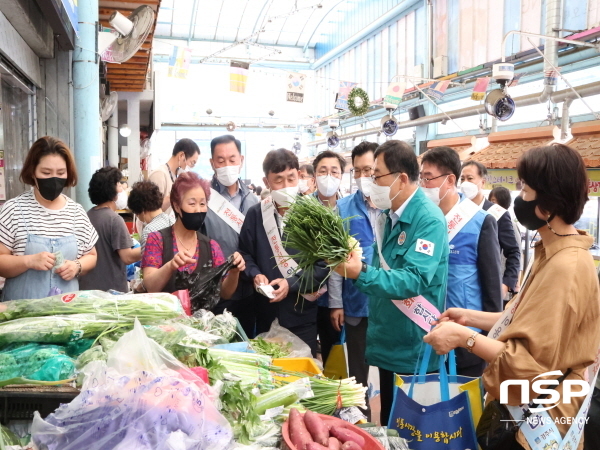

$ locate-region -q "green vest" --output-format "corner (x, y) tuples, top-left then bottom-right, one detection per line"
(354, 188), (449, 374)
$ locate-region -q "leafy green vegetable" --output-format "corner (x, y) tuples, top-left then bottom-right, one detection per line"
(283, 195), (360, 289)
(250, 337), (292, 358)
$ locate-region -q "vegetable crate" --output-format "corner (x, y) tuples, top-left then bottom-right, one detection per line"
(272, 358), (321, 382)
(0, 385), (79, 424)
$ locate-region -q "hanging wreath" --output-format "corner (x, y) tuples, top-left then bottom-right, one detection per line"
(347, 87), (370, 116)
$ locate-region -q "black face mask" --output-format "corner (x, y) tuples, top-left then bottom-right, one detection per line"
(179, 210), (206, 231)
(36, 177), (67, 201)
(513, 196), (547, 231)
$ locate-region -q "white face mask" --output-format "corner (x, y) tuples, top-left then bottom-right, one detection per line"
(270, 185), (299, 207)
(298, 179), (310, 194)
(370, 174), (401, 210)
(115, 191), (128, 210)
(356, 177), (374, 197)
(459, 181), (479, 200)
(316, 175), (341, 198)
(421, 176), (451, 206)
(215, 165), (240, 187)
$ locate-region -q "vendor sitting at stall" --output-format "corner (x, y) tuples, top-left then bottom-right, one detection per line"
(0, 136), (98, 301)
(141, 172), (245, 296)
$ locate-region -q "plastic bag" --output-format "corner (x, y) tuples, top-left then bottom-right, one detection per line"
(0, 343), (75, 382)
(255, 319), (312, 359)
(175, 256), (235, 313)
(31, 320), (232, 450)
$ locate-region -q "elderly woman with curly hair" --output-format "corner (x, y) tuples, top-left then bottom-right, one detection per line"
(79, 167), (141, 292)
(127, 180), (174, 253)
(425, 144), (600, 450)
(142, 172), (245, 297)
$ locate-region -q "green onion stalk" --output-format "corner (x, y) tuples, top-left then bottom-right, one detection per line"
(283, 195), (362, 291)
(300, 377), (368, 416)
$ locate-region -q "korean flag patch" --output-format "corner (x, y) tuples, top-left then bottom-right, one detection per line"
(416, 239), (435, 256)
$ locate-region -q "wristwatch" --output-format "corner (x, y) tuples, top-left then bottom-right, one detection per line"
(361, 262), (368, 273)
(466, 332), (478, 353)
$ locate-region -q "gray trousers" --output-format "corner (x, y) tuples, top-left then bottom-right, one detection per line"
(345, 317), (370, 420)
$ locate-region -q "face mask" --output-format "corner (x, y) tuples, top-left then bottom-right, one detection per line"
(370, 175), (401, 210)
(178, 209), (207, 231)
(356, 177), (374, 197)
(36, 177), (67, 201)
(460, 181), (479, 200)
(316, 175), (341, 198)
(421, 176), (450, 206)
(271, 185), (299, 207)
(513, 196), (547, 231)
(298, 179), (310, 194)
(215, 165), (240, 187)
(115, 191), (128, 210)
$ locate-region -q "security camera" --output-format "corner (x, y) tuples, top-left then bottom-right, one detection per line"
(328, 119), (340, 129)
(326, 131), (339, 149)
(484, 63), (516, 122)
(381, 113), (399, 137)
(268, 110), (275, 116)
(206, 109), (213, 115)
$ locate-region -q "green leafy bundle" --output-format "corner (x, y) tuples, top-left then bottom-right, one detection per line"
(250, 337), (292, 358)
(283, 195), (361, 286)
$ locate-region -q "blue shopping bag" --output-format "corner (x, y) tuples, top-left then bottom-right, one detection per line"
(388, 344), (478, 450)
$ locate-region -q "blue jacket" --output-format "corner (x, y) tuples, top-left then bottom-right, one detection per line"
(336, 192), (375, 318)
(447, 195), (503, 323)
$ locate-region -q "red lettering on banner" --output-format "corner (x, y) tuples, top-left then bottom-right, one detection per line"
(402, 298), (415, 308)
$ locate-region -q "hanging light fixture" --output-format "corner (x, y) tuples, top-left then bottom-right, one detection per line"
(119, 124), (132, 137)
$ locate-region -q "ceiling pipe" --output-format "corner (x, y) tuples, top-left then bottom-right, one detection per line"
(307, 81), (600, 146)
(426, 0), (433, 80)
(539, 0), (561, 103)
(561, 97), (574, 140)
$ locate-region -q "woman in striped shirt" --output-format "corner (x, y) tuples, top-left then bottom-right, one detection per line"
(0, 136), (98, 301)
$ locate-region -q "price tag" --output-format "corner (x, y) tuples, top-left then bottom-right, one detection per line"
(338, 406), (366, 424)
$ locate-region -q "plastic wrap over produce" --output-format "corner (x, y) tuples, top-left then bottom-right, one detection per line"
(31, 320), (233, 450)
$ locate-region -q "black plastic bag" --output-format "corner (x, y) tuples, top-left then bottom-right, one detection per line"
(175, 255), (235, 313)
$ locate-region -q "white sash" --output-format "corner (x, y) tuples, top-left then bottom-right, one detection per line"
(490, 258), (600, 449)
(260, 197), (326, 301)
(487, 203), (507, 222)
(445, 198), (481, 243)
(374, 213), (441, 332)
(208, 188), (245, 234)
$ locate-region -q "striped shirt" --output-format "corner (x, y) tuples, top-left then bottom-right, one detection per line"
(0, 191), (98, 258)
(140, 212), (175, 252)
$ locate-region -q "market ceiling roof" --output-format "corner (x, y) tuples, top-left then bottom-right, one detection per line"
(99, 0), (161, 92)
(465, 121), (600, 169)
(423, 136), (479, 162)
(154, 0), (342, 48)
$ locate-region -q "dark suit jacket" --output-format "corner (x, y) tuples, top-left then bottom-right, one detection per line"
(238, 202), (329, 330)
(477, 214), (503, 314)
(483, 198), (521, 291)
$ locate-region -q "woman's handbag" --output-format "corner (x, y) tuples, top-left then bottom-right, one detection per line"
(476, 369), (572, 450)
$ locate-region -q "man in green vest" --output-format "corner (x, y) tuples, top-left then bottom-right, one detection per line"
(334, 140), (449, 426)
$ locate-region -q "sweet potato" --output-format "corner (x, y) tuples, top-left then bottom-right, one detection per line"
(289, 407), (313, 450)
(341, 442), (363, 450)
(306, 443), (329, 450)
(330, 426), (365, 448)
(328, 436), (341, 450)
(304, 410), (329, 446)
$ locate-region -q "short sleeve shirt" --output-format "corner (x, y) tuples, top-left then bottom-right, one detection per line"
(140, 212), (175, 252)
(142, 228), (226, 272)
(0, 191), (98, 258)
(149, 164), (175, 215)
(79, 207), (133, 292)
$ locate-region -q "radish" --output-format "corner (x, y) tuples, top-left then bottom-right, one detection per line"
(289, 407), (313, 450)
(330, 426), (366, 448)
(304, 410), (329, 446)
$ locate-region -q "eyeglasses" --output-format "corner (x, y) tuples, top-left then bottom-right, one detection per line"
(350, 167), (374, 178)
(317, 169), (342, 177)
(419, 173), (451, 185)
(370, 172), (398, 183)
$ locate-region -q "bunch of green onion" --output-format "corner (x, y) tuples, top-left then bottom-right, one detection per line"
(299, 376), (367, 415)
(283, 195), (361, 284)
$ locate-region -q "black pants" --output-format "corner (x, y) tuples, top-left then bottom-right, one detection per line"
(288, 322), (318, 357)
(211, 295), (257, 338)
(317, 306), (340, 365)
(584, 386), (600, 450)
(346, 318), (370, 420)
(379, 367), (414, 427)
